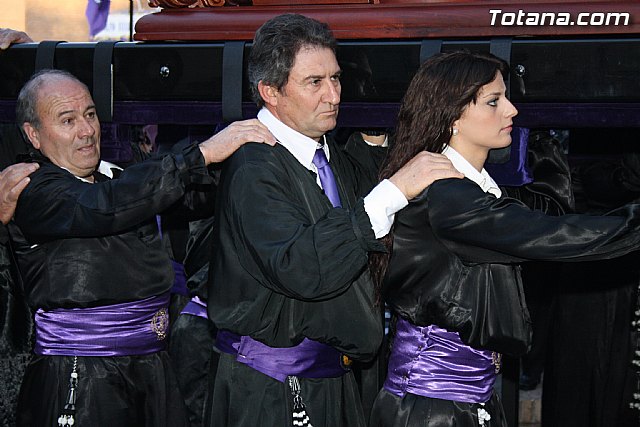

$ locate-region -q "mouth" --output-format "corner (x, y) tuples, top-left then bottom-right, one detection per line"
(77, 142), (97, 153)
(321, 107), (339, 116)
(502, 124), (513, 132)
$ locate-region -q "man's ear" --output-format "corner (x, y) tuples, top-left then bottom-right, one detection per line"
(22, 122), (40, 149)
(258, 81), (279, 107)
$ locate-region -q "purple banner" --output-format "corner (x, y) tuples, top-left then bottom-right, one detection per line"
(86, 0), (111, 37)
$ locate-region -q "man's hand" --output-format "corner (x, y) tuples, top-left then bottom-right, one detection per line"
(389, 151), (463, 200)
(0, 163), (39, 224)
(199, 119), (276, 165)
(0, 28), (33, 50)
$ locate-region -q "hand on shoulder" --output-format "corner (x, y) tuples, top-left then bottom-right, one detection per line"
(0, 162), (39, 224)
(389, 151), (463, 200)
(198, 119), (276, 165)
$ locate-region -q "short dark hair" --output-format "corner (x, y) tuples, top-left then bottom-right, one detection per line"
(248, 13), (337, 108)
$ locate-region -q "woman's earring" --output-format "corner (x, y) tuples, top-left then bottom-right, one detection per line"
(451, 128), (459, 136)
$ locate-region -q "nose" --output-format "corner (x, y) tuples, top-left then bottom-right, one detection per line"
(77, 117), (97, 139)
(323, 80), (341, 106)
(505, 98), (518, 118)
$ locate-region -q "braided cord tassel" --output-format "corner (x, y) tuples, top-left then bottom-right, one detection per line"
(288, 376), (313, 427)
(58, 356), (79, 426)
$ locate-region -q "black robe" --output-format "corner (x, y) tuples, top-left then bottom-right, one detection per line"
(9, 144), (212, 427)
(371, 177), (640, 427)
(207, 133), (386, 427)
(542, 156), (640, 427)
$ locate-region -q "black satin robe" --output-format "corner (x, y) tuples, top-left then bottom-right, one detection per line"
(373, 177), (640, 427)
(207, 133), (386, 427)
(542, 156), (640, 427)
(9, 144), (212, 427)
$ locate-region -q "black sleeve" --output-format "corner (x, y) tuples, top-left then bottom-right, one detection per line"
(427, 178), (640, 264)
(226, 158), (383, 301)
(15, 144), (213, 242)
(338, 132), (387, 196)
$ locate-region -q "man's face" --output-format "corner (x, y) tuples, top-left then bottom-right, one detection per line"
(23, 77), (101, 179)
(266, 46), (341, 141)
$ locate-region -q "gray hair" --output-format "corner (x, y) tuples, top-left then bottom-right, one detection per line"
(16, 69), (89, 130)
(248, 13), (337, 108)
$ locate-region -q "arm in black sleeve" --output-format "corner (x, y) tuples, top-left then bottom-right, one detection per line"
(428, 178), (640, 264)
(338, 132), (387, 196)
(225, 150), (384, 301)
(15, 144), (213, 242)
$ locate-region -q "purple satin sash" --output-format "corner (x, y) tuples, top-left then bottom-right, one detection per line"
(180, 295), (208, 319)
(216, 330), (350, 383)
(384, 318), (498, 403)
(34, 293), (170, 357)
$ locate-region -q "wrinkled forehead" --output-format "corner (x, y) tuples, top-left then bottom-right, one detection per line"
(36, 77), (94, 115)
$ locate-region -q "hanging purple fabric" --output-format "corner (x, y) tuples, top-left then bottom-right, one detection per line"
(312, 147), (342, 208)
(86, 0), (111, 37)
(485, 127), (533, 187)
(384, 318), (498, 403)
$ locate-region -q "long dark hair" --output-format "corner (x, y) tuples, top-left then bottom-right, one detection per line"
(370, 50), (509, 295)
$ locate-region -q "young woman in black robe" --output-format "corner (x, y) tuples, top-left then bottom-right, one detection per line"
(369, 50), (640, 427)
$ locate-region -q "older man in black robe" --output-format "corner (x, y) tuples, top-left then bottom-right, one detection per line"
(8, 68), (275, 426)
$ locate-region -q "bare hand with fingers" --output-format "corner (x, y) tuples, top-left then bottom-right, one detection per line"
(0, 163), (39, 224)
(198, 119), (276, 165)
(389, 151), (463, 200)
(0, 28), (33, 50)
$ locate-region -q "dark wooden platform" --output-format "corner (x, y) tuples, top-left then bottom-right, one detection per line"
(135, 0), (640, 41)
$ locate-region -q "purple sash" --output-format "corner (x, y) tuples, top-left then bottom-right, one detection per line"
(216, 330), (350, 383)
(180, 295), (208, 319)
(384, 318), (498, 403)
(34, 293), (170, 357)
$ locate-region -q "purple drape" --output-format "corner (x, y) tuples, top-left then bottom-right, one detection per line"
(86, 0), (112, 37)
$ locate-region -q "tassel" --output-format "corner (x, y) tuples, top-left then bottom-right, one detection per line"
(58, 356), (79, 426)
(288, 376), (313, 427)
(477, 402), (492, 427)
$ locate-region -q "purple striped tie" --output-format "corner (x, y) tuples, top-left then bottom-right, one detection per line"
(312, 147), (342, 208)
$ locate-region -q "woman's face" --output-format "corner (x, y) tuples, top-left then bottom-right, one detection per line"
(449, 72), (518, 170)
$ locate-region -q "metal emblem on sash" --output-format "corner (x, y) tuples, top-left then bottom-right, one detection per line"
(151, 307), (169, 340)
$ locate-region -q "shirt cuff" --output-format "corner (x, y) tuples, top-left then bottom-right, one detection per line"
(362, 135), (389, 147)
(364, 179), (408, 238)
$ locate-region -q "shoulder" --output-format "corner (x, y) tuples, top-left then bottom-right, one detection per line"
(421, 178), (497, 218)
(27, 161), (73, 186)
(221, 143), (302, 189)
(421, 177), (485, 204)
(226, 142), (291, 168)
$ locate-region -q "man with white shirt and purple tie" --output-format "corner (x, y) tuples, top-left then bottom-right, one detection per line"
(206, 13), (462, 427)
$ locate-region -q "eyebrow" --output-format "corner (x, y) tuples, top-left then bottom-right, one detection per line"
(481, 90), (505, 98)
(304, 70), (342, 80)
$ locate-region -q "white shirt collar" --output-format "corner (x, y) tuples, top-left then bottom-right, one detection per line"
(66, 160), (123, 183)
(442, 145), (502, 198)
(257, 108), (328, 171)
